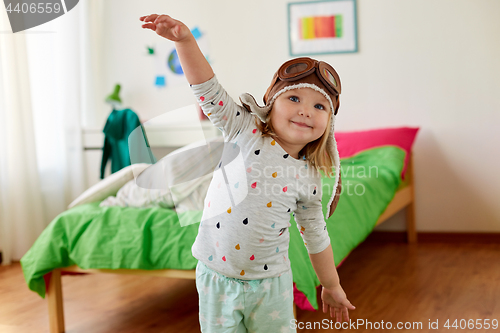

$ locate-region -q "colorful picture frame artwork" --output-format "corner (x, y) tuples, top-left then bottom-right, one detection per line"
(288, 0), (358, 56)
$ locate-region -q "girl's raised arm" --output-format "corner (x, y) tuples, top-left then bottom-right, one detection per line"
(140, 14), (214, 85)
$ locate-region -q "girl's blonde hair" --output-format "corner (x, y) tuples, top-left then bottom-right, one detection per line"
(254, 110), (334, 177)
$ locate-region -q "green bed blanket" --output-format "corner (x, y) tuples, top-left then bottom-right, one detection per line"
(21, 146), (405, 310)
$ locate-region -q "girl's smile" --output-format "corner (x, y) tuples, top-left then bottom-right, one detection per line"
(291, 121), (313, 128)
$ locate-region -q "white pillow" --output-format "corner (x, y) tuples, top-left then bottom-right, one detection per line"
(68, 163), (151, 209)
(97, 137), (224, 212)
(99, 178), (175, 209)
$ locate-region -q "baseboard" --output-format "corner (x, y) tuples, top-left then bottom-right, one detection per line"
(365, 231), (500, 244)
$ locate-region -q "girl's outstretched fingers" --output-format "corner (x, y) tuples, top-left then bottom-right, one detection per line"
(139, 14), (159, 22)
(342, 306), (350, 322)
(337, 308), (343, 322)
(141, 22), (155, 31)
(140, 14), (158, 31)
(343, 300), (355, 322)
(139, 14), (190, 42)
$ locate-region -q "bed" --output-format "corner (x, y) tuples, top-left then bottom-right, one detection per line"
(20, 126), (419, 333)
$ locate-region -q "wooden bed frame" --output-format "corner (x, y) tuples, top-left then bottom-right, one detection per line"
(45, 154), (417, 333)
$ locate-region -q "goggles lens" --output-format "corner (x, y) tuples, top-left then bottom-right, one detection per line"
(323, 68), (337, 88)
(285, 62), (309, 75)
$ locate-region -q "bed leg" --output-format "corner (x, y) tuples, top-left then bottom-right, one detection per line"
(47, 269), (65, 333)
(406, 153), (417, 243)
(406, 202), (417, 243)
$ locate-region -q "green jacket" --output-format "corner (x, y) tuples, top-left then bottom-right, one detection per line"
(100, 108), (149, 179)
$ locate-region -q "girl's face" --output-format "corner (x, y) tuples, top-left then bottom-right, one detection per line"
(270, 88), (330, 157)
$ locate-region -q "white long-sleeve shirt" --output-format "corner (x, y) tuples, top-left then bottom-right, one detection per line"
(191, 76), (331, 280)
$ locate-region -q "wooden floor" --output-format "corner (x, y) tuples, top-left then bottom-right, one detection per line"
(1, 240), (499, 333)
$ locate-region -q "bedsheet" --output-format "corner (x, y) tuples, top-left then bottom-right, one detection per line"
(21, 145), (406, 311)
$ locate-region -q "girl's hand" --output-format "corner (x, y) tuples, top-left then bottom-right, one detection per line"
(140, 14), (191, 42)
(321, 285), (356, 322)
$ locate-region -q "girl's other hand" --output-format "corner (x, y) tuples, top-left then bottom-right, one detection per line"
(321, 285), (356, 322)
(140, 14), (191, 42)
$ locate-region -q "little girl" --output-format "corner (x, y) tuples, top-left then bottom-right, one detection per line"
(141, 14), (355, 332)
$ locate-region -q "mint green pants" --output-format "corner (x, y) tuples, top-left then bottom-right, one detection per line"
(195, 261), (296, 333)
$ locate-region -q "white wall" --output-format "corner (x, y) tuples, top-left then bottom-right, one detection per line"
(95, 0), (500, 232)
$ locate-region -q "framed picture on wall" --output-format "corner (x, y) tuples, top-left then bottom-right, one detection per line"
(288, 0), (358, 56)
